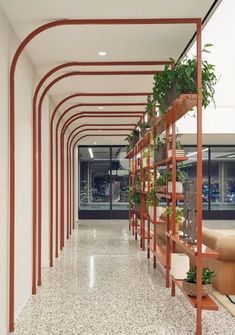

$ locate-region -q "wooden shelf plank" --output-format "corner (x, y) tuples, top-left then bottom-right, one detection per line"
(152, 94), (197, 136)
(156, 193), (184, 200)
(170, 233), (219, 259)
(172, 278), (218, 311)
(142, 213), (166, 224)
(154, 156), (188, 167)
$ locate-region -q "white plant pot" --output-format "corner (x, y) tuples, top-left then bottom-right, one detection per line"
(148, 206), (162, 219)
(149, 206), (154, 219)
(142, 157), (148, 168)
(168, 181), (183, 194)
(156, 206), (163, 218)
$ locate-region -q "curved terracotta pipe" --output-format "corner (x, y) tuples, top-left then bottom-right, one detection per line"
(9, 18), (200, 332)
(67, 127), (133, 235)
(50, 99), (147, 268)
(70, 133), (129, 232)
(66, 124), (136, 236)
(33, 60), (157, 277)
(59, 113), (142, 250)
(37, 71), (153, 288)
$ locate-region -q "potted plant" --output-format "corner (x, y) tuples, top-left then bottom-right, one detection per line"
(146, 95), (157, 122)
(182, 266), (216, 297)
(139, 120), (151, 137)
(154, 135), (167, 163)
(129, 187), (141, 212)
(155, 171), (169, 193)
(168, 136), (186, 158)
(168, 169), (187, 194)
(147, 188), (162, 219)
(125, 128), (140, 151)
(153, 44), (217, 114)
(164, 206), (184, 233)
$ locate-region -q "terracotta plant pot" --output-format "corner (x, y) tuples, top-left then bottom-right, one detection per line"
(182, 280), (212, 297)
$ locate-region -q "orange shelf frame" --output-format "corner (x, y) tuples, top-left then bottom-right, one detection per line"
(167, 233), (219, 259)
(172, 278), (218, 311)
(154, 156), (188, 167)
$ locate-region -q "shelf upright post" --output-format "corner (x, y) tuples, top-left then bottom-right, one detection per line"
(153, 133), (157, 269)
(140, 140), (145, 250)
(134, 144), (138, 240)
(196, 18), (203, 335)
(147, 132), (151, 259)
(165, 124), (171, 288)
(171, 122), (177, 296)
(129, 153), (132, 232)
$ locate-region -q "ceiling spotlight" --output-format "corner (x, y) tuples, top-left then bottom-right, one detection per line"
(98, 51), (107, 56)
(98, 106), (104, 110)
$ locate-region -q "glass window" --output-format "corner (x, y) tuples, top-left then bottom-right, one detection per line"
(79, 147), (111, 210)
(111, 147), (129, 210)
(182, 146), (209, 210)
(210, 147), (235, 211)
(79, 146), (129, 212)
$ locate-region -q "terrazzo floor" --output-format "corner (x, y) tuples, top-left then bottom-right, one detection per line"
(15, 220), (235, 335)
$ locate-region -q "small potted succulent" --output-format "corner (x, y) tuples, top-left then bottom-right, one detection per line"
(154, 135), (167, 163)
(164, 206), (184, 233)
(168, 169), (187, 194)
(183, 266), (216, 297)
(139, 120), (151, 137)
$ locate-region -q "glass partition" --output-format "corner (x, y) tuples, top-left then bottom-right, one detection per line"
(78, 146), (129, 217)
(210, 147), (235, 210)
(111, 147), (129, 211)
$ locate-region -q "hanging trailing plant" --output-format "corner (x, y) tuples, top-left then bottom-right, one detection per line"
(145, 95), (157, 120)
(153, 44), (217, 114)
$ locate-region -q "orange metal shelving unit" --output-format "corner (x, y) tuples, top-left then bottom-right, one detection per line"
(127, 94), (219, 334)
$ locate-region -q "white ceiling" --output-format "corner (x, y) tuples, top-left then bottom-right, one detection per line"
(0, 0), (221, 145)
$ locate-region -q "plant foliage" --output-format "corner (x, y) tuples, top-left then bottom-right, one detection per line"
(185, 267), (215, 285)
(153, 44), (217, 114)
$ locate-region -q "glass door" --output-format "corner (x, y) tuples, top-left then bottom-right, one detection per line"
(78, 146), (129, 219)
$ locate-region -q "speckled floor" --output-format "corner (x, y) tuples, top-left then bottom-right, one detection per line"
(14, 220), (235, 335)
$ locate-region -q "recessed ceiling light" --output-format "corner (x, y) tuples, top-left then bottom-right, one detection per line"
(98, 106), (104, 110)
(98, 51), (107, 56)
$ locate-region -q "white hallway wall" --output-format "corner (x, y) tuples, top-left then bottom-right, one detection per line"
(0, 6), (51, 334)
(177, 0), (235, 135)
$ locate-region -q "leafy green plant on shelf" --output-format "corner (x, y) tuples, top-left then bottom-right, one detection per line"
(129, 187), (141, 209)
(139, 120), (151, 137)
(145, 95), (156, 120)
(167, 169), (188, 183)
(183, 266), (216, 297)
(185, 267), (215, 285)
(164, 206), (184, 222)
(125, 128), (140, 152)
(167, 169), (188, 194)
(153, 44), (217, 114)
(164, 206), (184, 233)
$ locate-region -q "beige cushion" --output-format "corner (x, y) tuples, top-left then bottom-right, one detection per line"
(202, 227), (235, 262)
